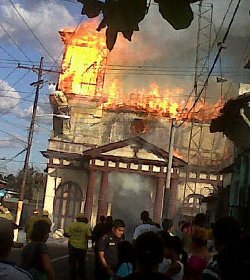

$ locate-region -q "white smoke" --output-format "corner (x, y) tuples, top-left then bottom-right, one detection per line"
(0, 80), (21, 111)
(0, 0), (77, 60)
(109, 172), (156, 240)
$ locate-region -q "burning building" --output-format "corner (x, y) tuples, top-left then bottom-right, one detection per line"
(42, 21), (232, 231)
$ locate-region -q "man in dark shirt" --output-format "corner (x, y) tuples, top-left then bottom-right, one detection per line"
(93, 215), (107, 280)
(98, 219), (125, 280)
(202, 216), (241, 280)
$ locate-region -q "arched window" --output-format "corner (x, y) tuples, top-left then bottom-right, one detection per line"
(53, 181), (83, 230)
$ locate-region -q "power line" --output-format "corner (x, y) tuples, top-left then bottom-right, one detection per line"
(211, 0), (234, 51)
(0, 128), (27, 144)
(0, 23), (33, 63)
(0, 148), (27, 167)
(0, 45), (19, 62)
(0, 70), (32, 119)
(0, 90), (34, 120)
(175, 0), (242, 128)
(0, 67), (18, 85)
(8, 0), (59, 65)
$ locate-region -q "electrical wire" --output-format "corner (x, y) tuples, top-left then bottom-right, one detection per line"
(174, 0), (242, 128)
(8, 0), (59, 65)
(0, 23), (33, 63)
(0, 129), (27, 144)
(0, 148), (27, 167)
(0, 67), (18, 85)
(0, 45), (19, 62)
(0, 88), (34, 120)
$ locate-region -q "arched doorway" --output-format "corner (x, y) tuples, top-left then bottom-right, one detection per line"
(182, 194), (205, 217)
(53, 181), (83, 230)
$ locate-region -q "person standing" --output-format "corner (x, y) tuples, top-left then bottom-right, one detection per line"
(133, 210), (159, 240)
(98, 219), (126, 280)
(123, 231), (167, 280)
(162, 218), (174, 236)
(202, 216), (241, 280)
(111, 240), (134, 279)
(0, 217), (32, 280)
(21, 220), (56, 280)
(40, 210), (52, 231)
(64, 213), (92, 280)
(25, 209), (40, 243)
(92, 215), (107, 280)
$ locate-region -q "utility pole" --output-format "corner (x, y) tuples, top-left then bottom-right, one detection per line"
(14, 58), (62, 241)
(162, 118), (176, 218)
(14, 57), (44, 241)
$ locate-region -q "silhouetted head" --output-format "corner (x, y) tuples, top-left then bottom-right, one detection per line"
(162, 218), (173, 232)
(105, 215), (113, 224)
(0, 218), (15, 258)
(118, 240), (134, 264)
(140, 210), (150, 223)
(161, 235), (184, 258)
(76, 212), (85, 222)
(213, 216), (241, 251)
(30, 220), (50, 243)
(193, 213), (206, 227)
(217, 235), (250, 280)
(134, 231), (164, 271)
(99, 215), (105, 223)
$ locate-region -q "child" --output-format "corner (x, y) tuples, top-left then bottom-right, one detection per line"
(111, 241), (134, 279)
(159, 235), (184, 280)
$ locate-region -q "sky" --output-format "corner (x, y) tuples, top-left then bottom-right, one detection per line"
(0, 0), (249, 174)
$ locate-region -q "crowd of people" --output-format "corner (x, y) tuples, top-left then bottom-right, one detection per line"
(0, 208), (250, 280)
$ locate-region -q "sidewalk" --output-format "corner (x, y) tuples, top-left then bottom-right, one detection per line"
(15, 229), (68, 246)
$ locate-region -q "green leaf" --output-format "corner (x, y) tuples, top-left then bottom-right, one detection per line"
(78, 0), (104, 18)
(106, 26), (118, 51)
(155, 0), (194, 30)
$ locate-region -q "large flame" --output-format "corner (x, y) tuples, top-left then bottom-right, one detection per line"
(103, 80), (180, 118)
(58, 21), (223, 121)
(58, 21), (108, 97)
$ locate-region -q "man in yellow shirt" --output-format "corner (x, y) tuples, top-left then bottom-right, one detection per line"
(64, 213), (92, 280)
(40, 210), (52, 231)
(25, 209), (40, 243)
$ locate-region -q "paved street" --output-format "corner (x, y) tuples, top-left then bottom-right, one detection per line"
(9, 239), (95, 280)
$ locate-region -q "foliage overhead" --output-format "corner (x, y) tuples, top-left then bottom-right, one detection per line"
(77, 0), (200, 50)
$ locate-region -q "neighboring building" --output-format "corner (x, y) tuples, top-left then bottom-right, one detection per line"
(211, 91), (250, 232)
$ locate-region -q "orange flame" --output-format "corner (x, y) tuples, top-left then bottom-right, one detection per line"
(58, 20), (108, 97)
(58, 21), (223, 121)
(103, 80), (181, 118)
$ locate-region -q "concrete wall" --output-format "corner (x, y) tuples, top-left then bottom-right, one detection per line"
(45, 95), (233, 224)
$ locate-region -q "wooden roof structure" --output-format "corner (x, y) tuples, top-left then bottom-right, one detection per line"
(42, 136), (187, 167)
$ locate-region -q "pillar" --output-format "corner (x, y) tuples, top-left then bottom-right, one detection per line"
(153, 176), (165, 223)
(44, 168), (61, 220)
(84, 169), (96, 221)
(97, 169), (109, 218)
(167, 169), (179, 219)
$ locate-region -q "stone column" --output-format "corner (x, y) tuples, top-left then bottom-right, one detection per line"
(97, 169), (109, 218)
(167, 169), (179, 219)
(44, 168), (61, 221)
(153, 176), (165, 223)
(84, 169), (96, 221)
